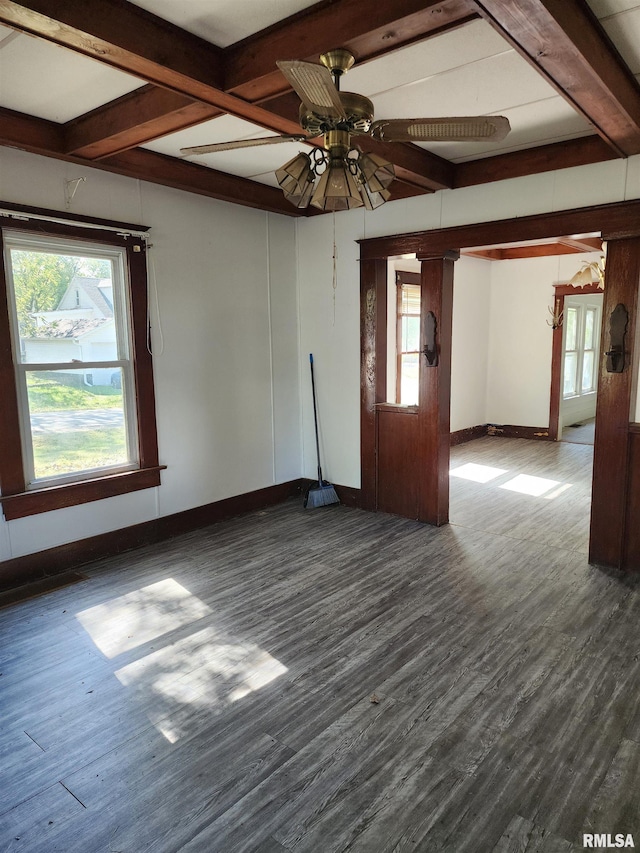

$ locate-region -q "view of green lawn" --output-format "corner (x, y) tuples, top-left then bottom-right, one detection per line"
(27, 375), (122, 412)
(27, 375), (127, 478)
(33, 429), (127, 479)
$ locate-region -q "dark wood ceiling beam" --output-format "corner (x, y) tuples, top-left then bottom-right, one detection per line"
(0, 106), (65, 155)
(64, 86), (223, 160)
(225, 0), (478, 102)
(455, 135), (618, 188)
(0, 0), (302, 138)
(473, 0), (640, 156)
(101, 148), (313, 216)
(0, 107), (309, 217)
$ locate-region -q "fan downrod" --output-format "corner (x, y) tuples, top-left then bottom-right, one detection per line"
(319, 49), (355, 82)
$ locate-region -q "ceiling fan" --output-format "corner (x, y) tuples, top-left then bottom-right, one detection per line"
(180, 49), (511, 211)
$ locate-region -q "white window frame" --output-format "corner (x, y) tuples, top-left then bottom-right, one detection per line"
(3, 231), (140, 488)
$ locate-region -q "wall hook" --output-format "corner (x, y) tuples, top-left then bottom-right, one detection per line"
(605, 303), (628, 373)
(422, 311), (438, 367)
(64, 176), (86, 209)
(547, 301), (563, 330)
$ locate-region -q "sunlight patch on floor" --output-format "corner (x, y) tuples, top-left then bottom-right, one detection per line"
(76, 578), (213, 657)
(499, 473), (561, 497)
(449, 462), (508, 483)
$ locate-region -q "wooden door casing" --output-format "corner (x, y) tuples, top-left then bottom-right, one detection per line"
(359, 198), (640, 569)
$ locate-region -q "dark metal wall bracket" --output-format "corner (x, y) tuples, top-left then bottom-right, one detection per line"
(605, 303), (629, 373)
(422, 311), (438, 367)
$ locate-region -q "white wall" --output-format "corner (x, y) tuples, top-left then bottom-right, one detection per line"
(297, 154), (640, 487)
(3, 144), (640, 557)
(0, 147), (300, 561)
(484, 252), (603, 428)
(451, 256), (492, 432)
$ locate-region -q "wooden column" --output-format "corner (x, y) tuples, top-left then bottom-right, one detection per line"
(590, 237), (640, 568)
(417, 251), (457, 525)
(360, 258), (387, 511)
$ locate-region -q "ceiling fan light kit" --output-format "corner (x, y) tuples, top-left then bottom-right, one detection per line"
(181, 49), (511, 212)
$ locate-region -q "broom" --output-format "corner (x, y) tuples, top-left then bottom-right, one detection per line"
(304, 353), (340, 509)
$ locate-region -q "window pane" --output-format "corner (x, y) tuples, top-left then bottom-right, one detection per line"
(400, 284), (420, 315)
(26, 368), (132, 482)
(565, 307), (578, 351)
(582, 351), (595, 393)
(564, 352), (578, 397)
(400, 353), (419, 405)
(584, 308), (596, 350)
(402, 315), (420, 352)
(9, 249), (117, 365)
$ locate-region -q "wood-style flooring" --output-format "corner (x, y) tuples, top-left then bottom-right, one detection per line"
(2, 436), (639, 852)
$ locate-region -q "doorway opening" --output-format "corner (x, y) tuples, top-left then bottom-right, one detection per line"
(359, 200), (640, 569)
(447, 236), (604, 555)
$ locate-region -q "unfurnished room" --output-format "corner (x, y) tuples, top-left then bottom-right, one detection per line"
(2, 2), (640, 851)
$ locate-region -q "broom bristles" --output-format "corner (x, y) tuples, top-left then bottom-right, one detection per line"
(305, 481), (340, 508)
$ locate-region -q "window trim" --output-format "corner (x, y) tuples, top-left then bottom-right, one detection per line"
(0, 213), (162, 520)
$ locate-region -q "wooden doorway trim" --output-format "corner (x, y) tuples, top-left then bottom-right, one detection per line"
(549, 282), (604, 441)
(359, 198), (640, 570)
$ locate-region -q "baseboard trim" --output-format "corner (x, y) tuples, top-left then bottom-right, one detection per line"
(487, 424), (551, 440)
(450, 425), (487, 446)
(451, 424), (551, 444)
(0, 479), (304, 592)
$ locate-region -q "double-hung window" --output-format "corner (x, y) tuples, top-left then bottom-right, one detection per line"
(563, 301), (601, 399)
(0, 210), (161, 520)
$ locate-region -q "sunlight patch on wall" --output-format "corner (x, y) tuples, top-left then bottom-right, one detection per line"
(499, 474), (560, 497)
(75, 578), (213, 657)
(449, 462), (508, 483)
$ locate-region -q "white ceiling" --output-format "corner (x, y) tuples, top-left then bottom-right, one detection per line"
(1, 1), (640, 188)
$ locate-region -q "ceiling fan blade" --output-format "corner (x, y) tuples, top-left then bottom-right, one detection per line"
(277, 60), (346, 120)
(371, 116), (511, 143)
(181, 135), (309, 156)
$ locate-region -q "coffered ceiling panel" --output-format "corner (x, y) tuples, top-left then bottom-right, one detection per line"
(126, 0), (322, 48)
(0, 33), (141, 122)
(143, 115), (304, 185)
(592, 4), (640, 75)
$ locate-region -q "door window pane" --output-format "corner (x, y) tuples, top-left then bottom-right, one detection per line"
(400, 353), (419, 405)
(396, 282), (421, 405)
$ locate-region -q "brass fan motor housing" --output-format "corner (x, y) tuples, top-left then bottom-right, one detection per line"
(299, 92), (374, 136)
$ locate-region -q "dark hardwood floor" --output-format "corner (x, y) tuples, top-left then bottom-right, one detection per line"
(2, 437), (639, 852)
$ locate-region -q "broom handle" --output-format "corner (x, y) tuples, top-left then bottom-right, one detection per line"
(309, 353), (323, 483)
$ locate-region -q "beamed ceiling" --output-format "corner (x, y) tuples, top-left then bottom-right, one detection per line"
(1, 0), (640, 216)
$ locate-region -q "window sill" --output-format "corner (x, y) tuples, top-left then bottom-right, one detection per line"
(1, 466), (165, 520)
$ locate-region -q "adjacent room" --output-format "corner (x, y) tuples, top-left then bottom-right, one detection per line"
(2, 2), (640, 851)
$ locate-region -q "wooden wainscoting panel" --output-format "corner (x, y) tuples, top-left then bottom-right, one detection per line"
(376, 407), (420, 518)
